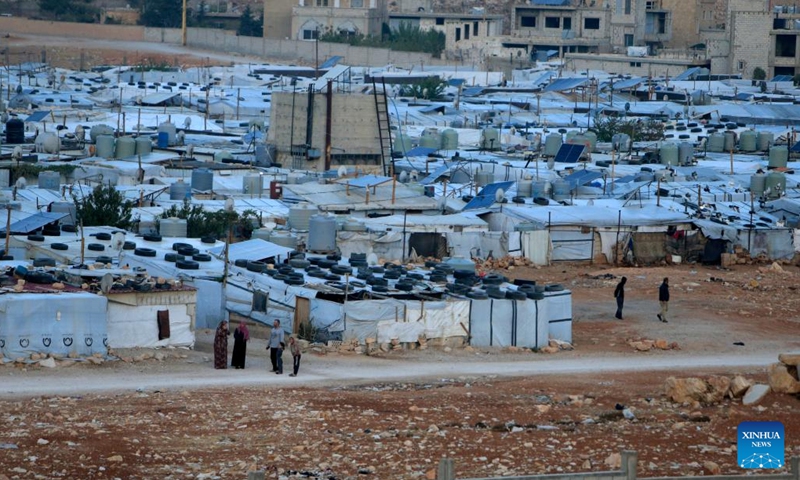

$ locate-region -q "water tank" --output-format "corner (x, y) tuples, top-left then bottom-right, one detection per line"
(214, 150), (233, 163)
(565, 130), (579, 144)
(420, 128), (441, 150)
(5, 118), (24, 144)
(481, 128), (500, 150)
(158, 122), (177, 146)
(765, 172), (786, 199)
(552, 179), (571, 200)
(393, 132), (412, 155)
(89, 124), (114, 143)
(444, 256), (475, 273)
(583, 131), (598, 152)
(757, 132), (774, 151)
(169, 180), (191, 200)
(38, 170), (61, 191)
(251, 228), (272, 241)
(342, 219), (367, 231)
(307, 215), (337, 253)
(723, 131), (736, 152)
(660, 143), (679, 166)
(243, 174), (263, 196)
(739, 130), (758, 152)
(135, 137), (152, 156)
(288, 203), (317, 231)
(567, 133), (589, 152)
(678, 142), (694, 165)
(612, 133), (631, 152)
(475, 171), (494, 187)
(114, 136), (136, 158)
(517, 180), (533, 197)
(160, 217), (188, 237)
(51, 202), (77, 225)
(750, 173), (767, 196)
(450, 169), (470, 184)
(707, 133), (725, 153)
(35, 133), (60, 154)
(95, 135), (115, 159)
(191, 168), (214, 192)
(268, 231), (298, 250)
(441, 128), (459, 150)
(544, 133), (563, 156)
(768, 146), (788, 169)
(531, 180), (550, 198)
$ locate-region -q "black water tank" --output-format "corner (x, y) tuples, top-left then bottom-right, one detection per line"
(6, 118), (24, 144)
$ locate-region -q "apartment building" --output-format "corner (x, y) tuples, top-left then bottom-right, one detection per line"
(291, 0), (387, 40)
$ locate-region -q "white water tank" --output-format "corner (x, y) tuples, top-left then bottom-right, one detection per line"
(38, 171), (61, 191)
(251, 228), (272, 241)
(158, 122), (177, 146)
(307, 214), (337, 253)
(95, 135), (115, 158)
(160, 217), (188, 237)
(51, 202), (77, 225)
(243, 175), (263, 195)
(475, 171), (494, 187)
(288, 203), (317, 231)
(268, 231), (298, 249)
(35, 133), (60, 153)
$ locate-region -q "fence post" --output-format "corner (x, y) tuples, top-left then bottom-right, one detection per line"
(621, 450), (638, 480)
(791, 456), (799, 480)
(437, 458), (455, 480)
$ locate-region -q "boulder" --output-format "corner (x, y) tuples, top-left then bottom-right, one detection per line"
(778, 353), (800, 367)
(768, 363), (800, 394)
(654, 339), (669, 350)
(729, 375), (753, 398)
(604, 453), (621, 469)
(705, 376), (732, 404)
(38, 357), (57, 369)
(742, 384), (770, 405)
(703, 461), (721, 475)
(540, 346), (559, 354)
(665, 377), (707, 404)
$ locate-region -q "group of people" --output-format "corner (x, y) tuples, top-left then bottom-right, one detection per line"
(613, 276), (670, 323)
(213, 319), (302, 376)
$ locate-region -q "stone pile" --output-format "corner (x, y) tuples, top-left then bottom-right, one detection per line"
(626, 338), (679, 352)
(769, 353), (800, 394)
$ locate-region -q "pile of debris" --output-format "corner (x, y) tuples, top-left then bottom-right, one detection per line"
(473, 255), (535, 272)
(626, 338), (679, 352)
(540, 339), (574, 354)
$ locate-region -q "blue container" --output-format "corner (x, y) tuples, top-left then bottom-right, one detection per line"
(424, 185), (435, 197)
(157, 131), (169, 149)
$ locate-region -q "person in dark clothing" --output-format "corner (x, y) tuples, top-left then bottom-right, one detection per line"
(614, 277), (627, 320)
(213, 321), (228, 370)
(268, 319), (285, 374)
(230, 320), (249, 369)
(657, 277), (669, 323)
(288, 336), (302, 377)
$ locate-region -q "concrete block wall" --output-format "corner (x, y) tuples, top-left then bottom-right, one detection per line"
(0, 17), (145, 41)
(729, 11), (772, 77)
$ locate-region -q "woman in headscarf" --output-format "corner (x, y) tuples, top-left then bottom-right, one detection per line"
(614, 276), (627, 320)
(231, 320), (250, 369)
(213, 320), (229, 369)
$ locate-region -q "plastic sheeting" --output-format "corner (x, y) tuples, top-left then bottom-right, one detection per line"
(406, 301), (469, 341)
(107, 300), (195, 349)
(445, 232), (509, 259)
(0, 293), (108, 358)
(339, 300), (469, 344)
(336, 231), (404, 260)
(550, 230), (593, 261)
(469, 298), (550, 348)
(520, 230), (551, 265)
(546, 291), (573, 344)
(341, 299), (406, 343)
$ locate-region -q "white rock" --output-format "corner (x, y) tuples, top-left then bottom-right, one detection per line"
(742, 384), (770, 405)
(38, 357), (57, 368)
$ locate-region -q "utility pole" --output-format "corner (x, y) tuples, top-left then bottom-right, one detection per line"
(182, 0), (188, 46)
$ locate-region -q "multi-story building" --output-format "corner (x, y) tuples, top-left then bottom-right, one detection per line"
(291, 0), (387, 40)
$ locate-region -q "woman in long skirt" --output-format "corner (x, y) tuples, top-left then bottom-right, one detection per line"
(231, 320), (250, 369)
(213, 320), (229, 369)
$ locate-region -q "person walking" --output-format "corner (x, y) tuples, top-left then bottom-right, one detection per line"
(657, 277), (669, 323)
(614, 276), (627, 320)
(213, 320), (229, 369)
(230, 320), (250, 369)
(268, 319), (284, 374)
(288, 336), (302, 377)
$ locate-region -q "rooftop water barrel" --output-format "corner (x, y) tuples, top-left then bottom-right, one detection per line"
(269, 231), (298, 250)
(35, 133), (60, 154)
(552, 179), (571, 200)
(612, 133), (631, 151)
(707, 133), (725, 152)
(393, 132), (412, 155)
(50, 202), (77, 225)
(481, 127), (500, 150)
(441, 128), (458, 150)
(307, 215), (337, 253)
(517, 180), (533, 197)
(567, 133), (590, 153)
(135, 137), (152, 156)
(5, 118), (24, 144)
(444, 256), (475, 273)
(169, 180), (191, 200)
(583, 130), (598, 152)
(739, 130), (758, 152)
(565, 130), (579, 144)
(723, 131), (736, 152)
(475, 171), (494, 187)
(660, 142), (679, 166)
(750, 173), (766, 196)
(757, 131), (774, 151)
(765, 171), (786, 199)
(768, 146), (788, 169)
(678, 142), (693, 165)
(214, 150), (233, 163)
(251, 228), (272, 241)
(243, 174), (263, 196)
(158, 122), (177, 146)
(544, 133), (562, 156)
(420, 128), (441, 150)
(531, 180), (550, 198)
(114, 136), (136, 158)
(157, 131), (169, 148)
(160, 217), (188, 237)
(288, 203), (317, 231)
(89, 124), (114, 143)
(191, 168), (214, 192)
(38, 170), (61, 191)
(95, 135), (115, 159)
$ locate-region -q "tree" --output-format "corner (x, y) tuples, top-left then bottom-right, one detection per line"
(139, 0), (182, 28)
(399, 77), (447, 100)
(39, 0), (100, 23)
(752, 67), (767, 81)
(74, 184), (134, 230)
(159, 200), (260, 239)
(237, 4), (263, 37)
(592, 116), (665, 142)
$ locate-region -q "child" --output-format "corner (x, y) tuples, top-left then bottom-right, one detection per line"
(288, 336), (302, 377)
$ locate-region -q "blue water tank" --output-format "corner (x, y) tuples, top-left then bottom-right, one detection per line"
(157, 131), (169, 149)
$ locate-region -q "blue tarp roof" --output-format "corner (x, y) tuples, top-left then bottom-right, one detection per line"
(735, 93), (754, 101)
(673, 67), (709, 81)
(319, 56), (343, 69)
(531, 0), (570, 5)
(790, 141), (800, 152)
(563, 170), (603, 189)
(464, 181), (514, 210)
(544, 78), (587, 92)
(448, 78), (466, 86)
(606, 77), (645, 91)
(419, 164), (450, 185)
(405, 146), (438, 157)
(25, 111), (50, 123)
(0, 212), (68, 234)
(462, 87), (485, 97)
(772, 75), (793, 82)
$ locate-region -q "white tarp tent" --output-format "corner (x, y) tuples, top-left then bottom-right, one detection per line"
(469, 297), (550, 349)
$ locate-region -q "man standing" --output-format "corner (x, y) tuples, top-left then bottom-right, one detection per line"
(657, 277), (669, 323)
(268, 319), (285, 373)
(614, 276), (627, 320)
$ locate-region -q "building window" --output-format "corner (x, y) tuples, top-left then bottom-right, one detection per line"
(316, 0), (329, 6)
(629, 62), (642, 67)
(435, 17), (444, 25)
(545, 16), (560, 28)
(738, 61), (745, 71)
(464, 24), (470, 39)
(563, 17), (571, 30)
(776, 34), (797, 58)
(520, 16), (536, 27)
(331, 153), (382, 165)
(302, 29), (318, 40)
(474, 21), (479, 36)
(584, 18), (600, 29)
(351, 0), (363, 7)
(624, 34), (634, 46)
(455, 27), (461, 41)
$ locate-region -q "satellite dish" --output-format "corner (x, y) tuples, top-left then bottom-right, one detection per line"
(495, 188), (505, 203)
(367, 253), (378, 266)
(15, 177), (27, 189)
(100, 273), (113, 294)
(398, 171), (409, 183)
(112, 232), (125, 250)
(186, 144), (195, 158)
(337, 166), (347, 178)
(12, 146), (23, 160)
(264, 221), (277, 230)
(183, 117), (192, 130)
(409, 170), (419, 181)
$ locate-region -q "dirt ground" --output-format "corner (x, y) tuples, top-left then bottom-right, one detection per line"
(1, 263), (799, 479)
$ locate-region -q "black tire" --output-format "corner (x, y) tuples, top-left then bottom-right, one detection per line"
(308, 270), (327, 278)
(165, 253), (180, 262)
(395, 282), (414, 292)
(326, 254), (341, 261)
(317, 259), (336, 269)
(284, 277), (304, 285)
(434, 264), (454, 273)
(96, 256), (113, 264)
(349, 260), (368, 268)
(234, 259), (249, 267)
(61, 224), (78, 233)
(33, 257), (56, 267)
(172, 242), (192, 251)
(382, 271), (401, 280)
(331, 265), (352, 275)
(356, 271), (371, 280)
(467, 291), (488, 300)
(453, 270), (474, 279)
(511, 196), (526, 204)
(406, 273), (424, 280)
(528, 292), (545, 300)
(429, 275), (447, 283)
(545, 283), (565, 292)
(596, 161), (610, 168)
(42, 228), (61, 237)
(28, 235), (45, 242)
(367, 277), (388, 286)
(455, 276), (475, 287)
(193, 253), (212, 262)
(289, 251), (305, 259)
(95, 232), (112, 240)
(324, 273), (341, 281)
(25, 271), (56, 284)
(534, 197), (549, 206)
(177, 247), (195, 256)
(369, 266), (385, 274)
(143, 234), (162, 242)
(177, 260), (199, 270)
(371, 285), (388, 293)
(1, 255), (13, 260)
(265, 269), (278, 277)
(507, 291), (527, 301)
(350, 253), (366, 260)
(487, 289), (506, 299)
(247, 261), (266, 273)
(51, 243), (69, 251)
(482, 274), (505, 285)
(277, 266), (294, 275)
(87, 243), (105, 252)
(201, 236), (217, 244)
(424, 260), (439, 268)
(134, 247), (157, 257)
(290, 259), (310, 268)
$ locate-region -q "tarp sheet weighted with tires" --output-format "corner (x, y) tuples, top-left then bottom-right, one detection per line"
(0, 293), (108, 358)
(468, 298), (550, 349)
